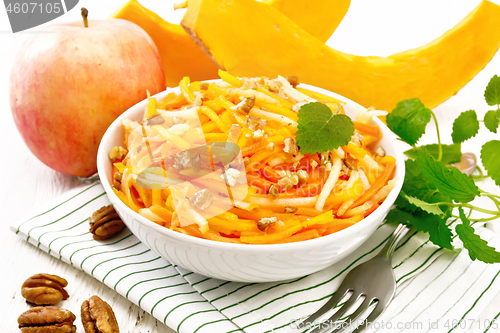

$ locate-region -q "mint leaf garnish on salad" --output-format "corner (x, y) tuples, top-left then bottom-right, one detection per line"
(385, 75), (500, 264)
(296, 102), (354, 154)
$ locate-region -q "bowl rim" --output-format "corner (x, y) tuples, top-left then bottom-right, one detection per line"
(97, 79), (405, 253)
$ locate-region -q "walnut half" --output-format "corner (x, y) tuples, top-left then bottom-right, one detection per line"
(18, 306), (76, 333)
(89, 205), (126, 240)
(21, 273), (69, 306)
(81, 295), (119, 333)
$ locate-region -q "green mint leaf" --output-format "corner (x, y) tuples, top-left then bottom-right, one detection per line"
(484, 110), (500, 133)
(386, 208), (453, 250)
(296, 102), (354, 154)
(395, 160), (453, 216)
(452, 110), (479, 144)
(480, 140), (500, 186)
(402, 193), (444, 216)
(417, 148), (479, 203)
(484, 75), (500, 106)
(386, 98), (431, 146)
(405, 144), (462, 164)
(456, 207), (500, 263)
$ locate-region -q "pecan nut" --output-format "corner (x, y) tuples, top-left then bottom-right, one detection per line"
(18, 306), (76, 333)
(81, 295), (119, 333)
(89, 205), (126, 240)
(21, 274), (69, 305)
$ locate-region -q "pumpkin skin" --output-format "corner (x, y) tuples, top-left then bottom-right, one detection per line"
(182, 0), (500, 111)
(111, 0), (350, 87)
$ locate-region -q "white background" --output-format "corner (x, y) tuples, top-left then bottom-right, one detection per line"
(0, 0), (499, 332)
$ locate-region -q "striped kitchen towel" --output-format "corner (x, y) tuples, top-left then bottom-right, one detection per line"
(12, 182), (500, 333)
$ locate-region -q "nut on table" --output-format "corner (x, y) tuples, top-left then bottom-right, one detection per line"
(81, 295), (119, 333)
(18, 306), (76, 333)
(21, 273), (69, 305)
(89, 205), (125, 240)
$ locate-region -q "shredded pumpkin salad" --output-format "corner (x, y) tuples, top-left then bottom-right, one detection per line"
(109, 72), (397, 244)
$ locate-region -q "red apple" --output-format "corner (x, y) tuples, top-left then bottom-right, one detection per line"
(10, 14), (165, 177)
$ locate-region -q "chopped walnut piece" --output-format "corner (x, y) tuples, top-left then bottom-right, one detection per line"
(113, 172), (123, 191)
(172, 116), (185, 125)
(257, 216), (278, 231)
(231, 96), (255, 113)
(252, 129), (265, 140)
(173, 150), (200, 170)
(284, 206), (298, 214)
(284, 137), (298, 155)
(344, 156), (357, 169)
(193, 91), (204, 107)
(320, 151), (331, 165)
(351, 132), (364, 146)
(221, 168), (241, 186)
(245, 115), (266, 130)
(374, 146), (386, 157)
(297, 170), (309, 184)
(21, 274), (69, 306)
(265, 78), (282, 92)
(113, 172), (123, 182)
(108, 146), (127, 162)
(189, 189), (213, 210)
(168, 123), (190, 136)
(18, 306), (76, 333)
(278, 173), (299, 190)
(89, 205), (126, 240)
(81, 295), (119, 333)
(146, 114), (165, 126)
(268, 184), (280, 198)
(286, 76), (300, 88)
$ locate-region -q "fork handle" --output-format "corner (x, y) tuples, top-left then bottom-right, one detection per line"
(375, 224), (410, 261)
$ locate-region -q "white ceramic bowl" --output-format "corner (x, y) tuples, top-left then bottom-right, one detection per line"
(97, 81), (405, 283)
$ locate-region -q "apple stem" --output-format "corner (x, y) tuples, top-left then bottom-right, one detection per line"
(81, 7), (88, 28)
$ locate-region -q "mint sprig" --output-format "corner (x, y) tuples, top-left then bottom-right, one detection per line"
(405, 144), (461, 165)
(452, 110), (479, 144)
(386, 208), (453, 250)
(386, 98), (431, 146)
(484, 110), (500, 133)
(456, 207), (500, 263)
(417, 148), (479, 203)
(485, 75), (500, 106)
(481, 140), (500, 186)
(385, 75), (500, 264)
(296, 102), (354, 154)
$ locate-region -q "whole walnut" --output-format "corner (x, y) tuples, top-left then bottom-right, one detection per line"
(21, 273), (69, 305)
(81, 295), (119, 333)
(18, 306), (76, 333)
